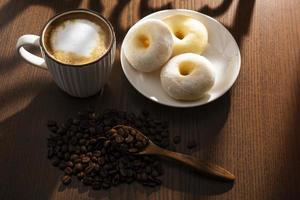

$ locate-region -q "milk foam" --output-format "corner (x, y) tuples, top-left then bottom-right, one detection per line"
(50, 19), (103, 57)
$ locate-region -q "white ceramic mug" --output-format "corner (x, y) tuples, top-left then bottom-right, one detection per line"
(16, 9), (116, 97)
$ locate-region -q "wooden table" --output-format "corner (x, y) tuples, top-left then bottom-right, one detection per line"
(0, 0), (299, 199)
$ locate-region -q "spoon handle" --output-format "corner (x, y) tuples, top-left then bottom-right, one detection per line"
(145, 144), (235, 181)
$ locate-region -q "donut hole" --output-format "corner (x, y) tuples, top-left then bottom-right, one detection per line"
(136, 34), (150, 48)
(179, 61), (196, 76)
(175, 30), (185, 40)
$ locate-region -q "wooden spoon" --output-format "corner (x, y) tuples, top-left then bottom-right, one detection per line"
(113, 125), (235, 182)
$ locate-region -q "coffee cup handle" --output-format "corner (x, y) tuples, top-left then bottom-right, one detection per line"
(16, 34), (47, 70)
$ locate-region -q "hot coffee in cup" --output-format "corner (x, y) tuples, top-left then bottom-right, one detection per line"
(17, 9), (116, 97)
(44, 14), (110, 65)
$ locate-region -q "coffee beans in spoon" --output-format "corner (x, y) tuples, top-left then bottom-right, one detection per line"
(108, 125), (149, 153)
(46, 109), (167, 190)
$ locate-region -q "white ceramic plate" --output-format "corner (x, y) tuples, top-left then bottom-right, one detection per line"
(121, 9), (241, 108)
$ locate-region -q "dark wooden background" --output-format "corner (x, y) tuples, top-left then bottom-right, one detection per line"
(0, 0), (299, 199)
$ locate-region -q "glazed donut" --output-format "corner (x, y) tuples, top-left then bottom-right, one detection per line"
(162, 14), (208, 56)
(123, 19), (173, 72)
(160, 53), (215, 100)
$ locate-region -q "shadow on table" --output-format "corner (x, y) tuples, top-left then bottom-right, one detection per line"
(0, 77), (125, 199)
(199, 0), (256, 48)
(227, 0), (256, 47)
(123, 0), (256, 195)
(0, 0), (84, 81)
(139, 0), (173, 18)
(0, 0), (256, 198)
(274, 58), (300, 199)
(137, 0), (256, 48)
(123, 77), (233, 194)
(0, 0), (82, 29)
(108, 0), (131, 44)
(0, 87), (233, 199)
(0, 76), (164, 199)
(199, 0), (234, 17)
(0, 80), (101, 199)
(90, 0), (172, 45)
(162, 160), (234, 195)
(1, 0), (255, 82)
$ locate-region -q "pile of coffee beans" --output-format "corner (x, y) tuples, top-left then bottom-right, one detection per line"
(46, 109), (169, 189)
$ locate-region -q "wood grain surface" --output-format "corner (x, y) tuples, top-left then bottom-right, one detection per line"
(0, 0), (299, 199)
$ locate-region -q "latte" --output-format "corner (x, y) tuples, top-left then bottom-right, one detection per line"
(44, 16), (109, 65)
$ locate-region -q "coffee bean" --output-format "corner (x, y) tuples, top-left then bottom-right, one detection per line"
(153, 177), (162, 185)
(91, 156), (98, 162)
(154, 134), (162, 142)
(70, 137), (77, 145)
(92, 182), (102, 190)
(156, 164), (164, 175)
(119, 143), (128, 152)
(61, 175), (71, 185)
(64, 167), (73, 175)
(81, 156), (90, 163)
(103, 163), (111, 170)
(151, 170), (159, 177)
(104, 140), (111, 148)
(135, 134), (145, 142)
(56, 139), (64, 146)
(187, 140), (197, 149)
(72, 119), (80, 125)
(82, 177), (93, 185)
(145, 166), (152, 174)
(134, 141), (144, 148)
(84, 164), (94, 174)
(109, 169), (117, 174)
(50, 126), (58, 133)
(141, 110), (150, 117)
(112, 174), (120, 185)
(74, 158), (82, 164)
(173, 135), (181, 144)
(133, 160), (142, 167)
(97, 157), (105, 165)
(104, 126), (111, 131)
(61, 144), (68, 153)
(66, 161), (73, 168)
(125, 134), (134, 143)
(161, 130), (169, 137)
(74, 163), (83, 173)
(128, 148), (138, 153)
(77, 172), (85, 180)
(137, 173), (148, 181)
(57, 128), (66, 135)
(80, 146), (87, 153)
(52, 158), (60, 167)
(72, 127), (79, 134)
(93, 150), (101, 157)
(142, 181), (157, 187)
(64, 152), (70, 161)
(160, 138), (169, 147)
(115, 135), (124, 144)
(47, 148), (54, 159)
(102, 181), (111, 189)
(47, 120), (57, 127)
(94, 164), (100, 171)
(100, 169), (108, 177)
(75, 132), (83, 138)
(79, 139), (85, 145)
(57, 152), (63, 159)
(89, 127), (96, 134)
